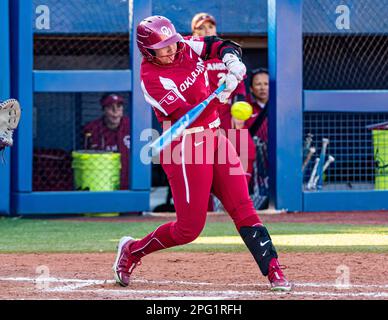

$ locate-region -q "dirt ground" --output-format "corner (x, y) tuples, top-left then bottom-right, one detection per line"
(1, 211), (387, 300)
(0, 252), (387, 300)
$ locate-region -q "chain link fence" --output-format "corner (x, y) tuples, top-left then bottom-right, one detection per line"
(303, 0), (388, 90)
(303, 113), (388, 191)
(33, 1), (132, 192)
(34, 1), (130, 70)
(303, 0), (388, 191)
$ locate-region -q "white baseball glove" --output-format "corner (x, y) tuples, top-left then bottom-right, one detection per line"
(0, 99), (21, 150)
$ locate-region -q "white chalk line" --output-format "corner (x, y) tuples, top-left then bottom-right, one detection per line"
(0, 277), (106, 284)
(1, 276), (388, 290)
(1, 276), (388, 299)
(133, 279), (388, 290)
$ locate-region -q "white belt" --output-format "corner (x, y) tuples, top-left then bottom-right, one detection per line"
(183, 117), (220, 135)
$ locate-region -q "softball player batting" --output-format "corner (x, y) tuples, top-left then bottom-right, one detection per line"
(113, 15), (292, 291)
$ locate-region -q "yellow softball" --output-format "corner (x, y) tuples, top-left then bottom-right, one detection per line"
(231, 101), (253, 121)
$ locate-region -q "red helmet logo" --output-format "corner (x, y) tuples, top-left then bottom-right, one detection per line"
(160, 26), (173, 37)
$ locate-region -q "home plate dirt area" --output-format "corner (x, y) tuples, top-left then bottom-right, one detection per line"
(0, 251), (387, 300)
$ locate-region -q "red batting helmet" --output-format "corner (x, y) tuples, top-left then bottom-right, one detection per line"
(136, 16), (183, 61)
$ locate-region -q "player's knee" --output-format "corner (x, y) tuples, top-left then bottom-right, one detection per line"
(235, 215), (262, 232)
(173, 224), (204, 245)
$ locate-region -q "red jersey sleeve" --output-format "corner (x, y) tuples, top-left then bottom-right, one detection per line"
(184, 36), (242, 62)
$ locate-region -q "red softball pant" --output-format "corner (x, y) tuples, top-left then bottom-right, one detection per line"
(130, 128), (262, 258)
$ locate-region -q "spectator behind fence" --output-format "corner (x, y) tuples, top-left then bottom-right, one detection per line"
(245, 68), (269, 142)
(245, 68), (270, 210)
(83, 93), (130, 190)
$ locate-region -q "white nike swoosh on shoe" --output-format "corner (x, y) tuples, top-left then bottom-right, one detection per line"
(260, 240), (271, 246)
(262, 249), (268, 257)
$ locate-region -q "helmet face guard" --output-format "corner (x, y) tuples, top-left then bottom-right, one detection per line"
(136, 16), (183, 62)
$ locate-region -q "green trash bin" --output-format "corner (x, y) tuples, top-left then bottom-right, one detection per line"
(372, 129), (388, 190)
(72, 150), (121, 191)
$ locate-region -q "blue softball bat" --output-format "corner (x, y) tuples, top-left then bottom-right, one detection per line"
(149, 83), (226, 155)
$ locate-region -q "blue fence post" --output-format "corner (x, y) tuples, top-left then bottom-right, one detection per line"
(9, 0), (34, 196)
(268, 0), (303, 212)
(130, 0), (152, 191)
(0, 0), (11, 215)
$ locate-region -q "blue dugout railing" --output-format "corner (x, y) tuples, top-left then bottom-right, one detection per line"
(0, 0), (11, 215)
(9, 0), (152, 215)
